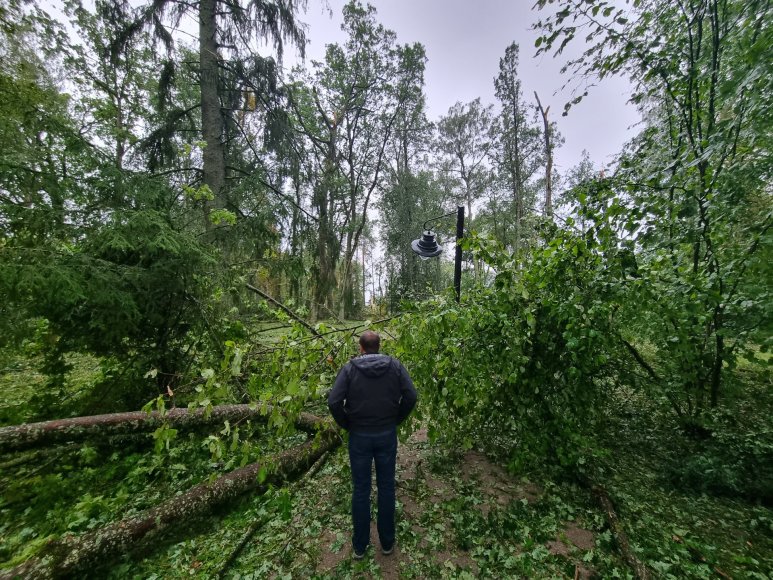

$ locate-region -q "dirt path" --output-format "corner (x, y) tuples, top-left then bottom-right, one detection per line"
(297, 428), (596, 578)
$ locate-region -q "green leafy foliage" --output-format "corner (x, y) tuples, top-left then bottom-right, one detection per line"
(533, 0), (773, 427)
(395, 227), (623, 470)
(0, 416), (304, 570)
(1, 181), (217, 412)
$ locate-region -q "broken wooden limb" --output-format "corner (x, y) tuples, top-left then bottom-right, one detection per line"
(245, 284), (321, 337)
(589, 481), (652, 580)
(216, 515), (270, 579)
(0, 429), (340, 579)
(621, 338), (684, 419)
(0, 404), (328, 454)
(0, 443), (78, 471)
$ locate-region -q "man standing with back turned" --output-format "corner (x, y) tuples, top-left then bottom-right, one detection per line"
(328, 330), (417, 560)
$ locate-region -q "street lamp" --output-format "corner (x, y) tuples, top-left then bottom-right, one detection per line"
(410, 205), (465, 302)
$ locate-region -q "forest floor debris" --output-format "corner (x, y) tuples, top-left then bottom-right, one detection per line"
(310, 428), (565, 578)
(212, 427), (604, 579)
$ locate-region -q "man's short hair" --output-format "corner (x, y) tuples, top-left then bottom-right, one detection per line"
(359, 330), (380, 354)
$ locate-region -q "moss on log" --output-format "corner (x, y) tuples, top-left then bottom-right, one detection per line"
(0, 429), (340, 579)
(0, 404), (327, 454)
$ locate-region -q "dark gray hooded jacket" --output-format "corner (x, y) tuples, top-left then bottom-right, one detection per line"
(327, 353), (417, 433)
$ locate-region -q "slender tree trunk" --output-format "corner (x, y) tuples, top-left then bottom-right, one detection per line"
(200, 0), (226, 231)
(511, 81), (523, 253)
(463, 186), (480, 281)
(115, 92), (126, 170)
(507, 142), (523, 255)
(313, 185), (332, 321)
(534, 92), (552, 217)
(361, 244), (366, 311)
(339, 182), (355, 320)
(290, 181), (302, 306)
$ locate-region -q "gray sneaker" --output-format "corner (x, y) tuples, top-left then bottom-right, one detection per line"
(353, 547), (367, 560)
(381, 543), (395, 555)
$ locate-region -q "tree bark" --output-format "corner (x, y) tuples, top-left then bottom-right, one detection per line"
(1, 430), (340, 579)
(311, 116), (338, 321)
(0, 404), (327, 454)
(200, 0), (226, 231)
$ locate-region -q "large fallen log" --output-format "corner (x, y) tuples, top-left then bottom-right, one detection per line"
(0, 404), (326, 454)
(0, 428), (341, 579)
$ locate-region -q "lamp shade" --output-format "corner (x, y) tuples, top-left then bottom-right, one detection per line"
(411, 230), (442, 258)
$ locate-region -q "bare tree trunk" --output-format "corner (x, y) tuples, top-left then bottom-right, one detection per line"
(115, 92), (126, 170)
(0, 405), (327, 454)
(361, 244), (366, 311)
(312, 120), (338, 321)
(1, 430), (340, 579)
(200, 0), (226, 231)
(511, 81), (523, 254)
(534, 92), (552, 217)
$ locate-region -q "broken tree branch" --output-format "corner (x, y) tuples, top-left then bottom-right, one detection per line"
(579, 475), (652, 580)
(216, 449), (333, 578)
(245, 284), (321, 337)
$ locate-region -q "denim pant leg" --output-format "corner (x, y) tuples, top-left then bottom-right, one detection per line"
(373, 428), (397, 548)
(348, 432), (373, 553)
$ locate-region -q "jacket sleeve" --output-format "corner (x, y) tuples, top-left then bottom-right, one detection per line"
(327, 364), (351, 430)
(395, 361), (417, 425)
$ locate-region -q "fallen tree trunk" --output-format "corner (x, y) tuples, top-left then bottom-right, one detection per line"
(1, 429), (340, 579)
(0, 404), (326, 454)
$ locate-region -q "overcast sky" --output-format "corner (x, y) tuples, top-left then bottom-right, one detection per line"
(296, 0), (641, 174)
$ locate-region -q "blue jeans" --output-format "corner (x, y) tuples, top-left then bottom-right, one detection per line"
(348, 427), (397, 554)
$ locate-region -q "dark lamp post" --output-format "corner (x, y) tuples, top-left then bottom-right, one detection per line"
(410, 205), (465, 302)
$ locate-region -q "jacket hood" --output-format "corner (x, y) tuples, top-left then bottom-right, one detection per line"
(351, 353), (392, 378)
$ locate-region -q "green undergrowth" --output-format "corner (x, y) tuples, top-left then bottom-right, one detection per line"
(591, 375), (773, 579)
(2, 395), (770, 577)
(0, 334), (770, 577)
